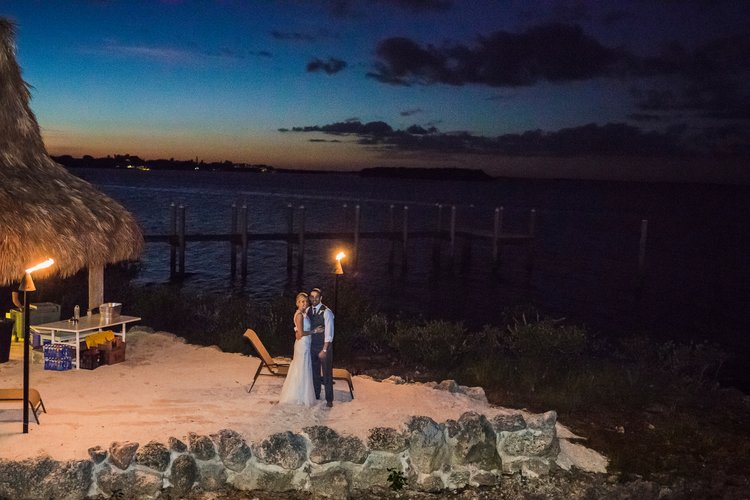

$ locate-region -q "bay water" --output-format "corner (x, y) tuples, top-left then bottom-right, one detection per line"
(73, 167), (750, 388)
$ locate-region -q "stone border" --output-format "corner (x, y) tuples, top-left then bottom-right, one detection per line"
(0, 410), (564, 499)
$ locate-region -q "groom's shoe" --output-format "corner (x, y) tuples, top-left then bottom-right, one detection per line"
(326, 401), (333, 408)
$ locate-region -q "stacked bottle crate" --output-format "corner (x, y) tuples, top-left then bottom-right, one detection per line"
(43, 344), (73, 371)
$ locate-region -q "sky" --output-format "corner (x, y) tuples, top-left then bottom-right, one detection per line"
(2, 0), (750, 181)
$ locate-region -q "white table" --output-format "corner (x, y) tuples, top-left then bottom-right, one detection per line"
(31, 314), (141, 370)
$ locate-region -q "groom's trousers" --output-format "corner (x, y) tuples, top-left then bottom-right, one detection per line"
(311, 343), (334, 403)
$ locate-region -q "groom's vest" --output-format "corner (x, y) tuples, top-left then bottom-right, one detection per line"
(308, 305), (327, 347)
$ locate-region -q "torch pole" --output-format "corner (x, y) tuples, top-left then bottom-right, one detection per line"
(17, 260), (52, 433)
(334, 274), (339, 314)
(22, 289), (30, 433)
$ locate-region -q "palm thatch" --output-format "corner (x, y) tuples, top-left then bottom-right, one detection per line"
(0, 18), (143, 286)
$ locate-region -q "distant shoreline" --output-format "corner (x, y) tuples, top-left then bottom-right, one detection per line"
(52, 154), (495, 182)
(53, 154), (750, 187)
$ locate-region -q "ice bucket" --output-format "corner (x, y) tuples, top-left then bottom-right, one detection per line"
(99, 303), (122, 323)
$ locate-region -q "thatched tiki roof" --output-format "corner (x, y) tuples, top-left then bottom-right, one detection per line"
(0, 18), (143, 287)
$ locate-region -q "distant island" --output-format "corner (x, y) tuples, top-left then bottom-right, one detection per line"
(52, 154), (496, 182)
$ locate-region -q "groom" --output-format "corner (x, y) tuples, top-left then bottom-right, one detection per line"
(308, 287), (334, 407)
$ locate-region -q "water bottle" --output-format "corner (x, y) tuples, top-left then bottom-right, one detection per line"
(74, 305), (80, 320)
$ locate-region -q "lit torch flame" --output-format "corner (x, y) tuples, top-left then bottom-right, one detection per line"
(334, 251), (345, 275)
(25, 258), (54, 274)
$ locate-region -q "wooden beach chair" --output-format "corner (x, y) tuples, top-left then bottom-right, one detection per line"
(242, 329), (354, 399)
(0, 388), (47, 424)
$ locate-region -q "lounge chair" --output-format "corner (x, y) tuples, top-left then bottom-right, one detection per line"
(242, 329), (354, 399)
(0, 388), (47, 424)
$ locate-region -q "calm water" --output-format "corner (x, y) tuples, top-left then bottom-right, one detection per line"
(74, 167), (750, 385)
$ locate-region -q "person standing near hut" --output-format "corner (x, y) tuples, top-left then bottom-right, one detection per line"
(308, 287), (334, 407)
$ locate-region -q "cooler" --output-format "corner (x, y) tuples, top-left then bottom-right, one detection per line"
(5, 302), (61, 341)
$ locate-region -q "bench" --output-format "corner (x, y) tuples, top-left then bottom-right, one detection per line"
(0, 388), (47, 424)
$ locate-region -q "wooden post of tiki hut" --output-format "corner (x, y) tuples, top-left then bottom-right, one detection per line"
(0, 18), (143, 433)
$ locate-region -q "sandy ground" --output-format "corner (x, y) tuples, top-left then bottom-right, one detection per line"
(0, 329), (606, 472)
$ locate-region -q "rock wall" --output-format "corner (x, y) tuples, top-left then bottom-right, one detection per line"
(0, 410), (564, 499)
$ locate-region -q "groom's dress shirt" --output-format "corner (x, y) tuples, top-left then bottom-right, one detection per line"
(311, 305), (335, 343)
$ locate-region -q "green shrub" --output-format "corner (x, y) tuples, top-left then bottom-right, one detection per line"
(357, 313), (390, 353)
(657, 340), (728, 385)
(502, 316), (588, 359)
(390, 320), (469, 368)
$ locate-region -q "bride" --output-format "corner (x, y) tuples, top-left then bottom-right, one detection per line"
(278, 292), (321, 406)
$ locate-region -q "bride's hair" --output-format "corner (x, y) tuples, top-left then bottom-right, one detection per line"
(295, 292), (309, 303)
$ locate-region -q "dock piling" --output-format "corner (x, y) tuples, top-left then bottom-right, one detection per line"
(402, 206), (409, 274)
(169, 202), (177, 278)
(448, 205), (456, 271)
(297, 205), (306, 280)
(525, 208), (536, 279)
(286, 203), (294, 273)
(353, 204), (360, 270)
(638, 219), (648, 288)
(230, 203), (237, 277)
(240, 204), (248, 278)
(492, 206), (504, 273)
(178, 204), (186, 275)
(432, 204), (443, 270)
(388, 204), (395, 273)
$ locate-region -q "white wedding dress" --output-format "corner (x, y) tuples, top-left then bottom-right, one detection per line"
(278, 312), (316, 406)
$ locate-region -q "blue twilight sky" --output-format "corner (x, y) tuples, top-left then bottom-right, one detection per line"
(2, 0), (749, 181)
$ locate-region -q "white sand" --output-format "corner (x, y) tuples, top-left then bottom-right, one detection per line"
(0, 330), (606, 472)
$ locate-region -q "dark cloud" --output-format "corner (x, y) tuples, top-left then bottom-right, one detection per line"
(632, 32), (750, 118)
(307, 57), (347, 74)
(280, 119), (750, 157)
(280, 120), (393, 135)
(367, 23), (629, 87)
(405, 124), (437, 134)
(400, 108), (424, 116)
(366, 22), (750, 120)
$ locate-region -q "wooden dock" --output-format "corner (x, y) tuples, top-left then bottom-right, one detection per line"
(145, 203), (538, 280)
